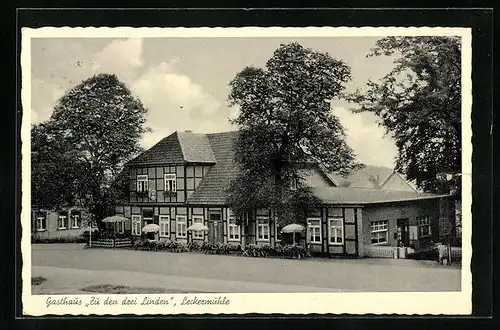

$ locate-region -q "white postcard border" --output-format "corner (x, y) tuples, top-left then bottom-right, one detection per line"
(21, 26), (473, 316)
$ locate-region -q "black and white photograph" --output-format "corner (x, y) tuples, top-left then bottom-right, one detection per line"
(21, 27), (472, 315)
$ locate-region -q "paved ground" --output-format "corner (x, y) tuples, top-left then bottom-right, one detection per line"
(31, 244), (461, 294)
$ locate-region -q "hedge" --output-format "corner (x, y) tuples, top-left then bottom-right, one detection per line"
(133, 239), (310, 259)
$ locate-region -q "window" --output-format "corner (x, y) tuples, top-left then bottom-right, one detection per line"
(58, 212), (68, 229)
(142, 209), (153, 225)
(307, 218), (322, 243)
(328, 217), (344, 245)
(117, 220), (125, 234)
(192, 216), (204, 239)
(137, 175), (148, 192)
(176, 216), (187, 238)
(164, 173), (177, 192)
(131, 215), (141, 236)
(159, 215), (170, 237)
(371, 220), (388, 245)
(290, 177), (298, 191)
(257, 216), (269, 241)
(417, 216), (431, 237)
(36, 215), (46, 231)
(228, 216), (240, 241)
(71, 211), (81, 229)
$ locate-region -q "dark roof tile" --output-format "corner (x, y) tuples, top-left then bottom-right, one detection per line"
(127, 131), (216, 166)
(312, 186), (448, 205)
(327, 165), (394, 188)
(186, 131), (240, 205)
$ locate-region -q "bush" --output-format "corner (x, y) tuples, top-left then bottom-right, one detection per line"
(134, 239), (189, 253)
(187, 241), (203, 251)
(242, 243), (310, 259)
(199, 242), (242, 255)
(131, 238), (309, 260)
(32, 276), (47, 285)
(32, 236), (87, 244)
(407, 245), (439, 261)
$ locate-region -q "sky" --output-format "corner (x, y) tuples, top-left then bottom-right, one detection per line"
(30, 37), (399, 168)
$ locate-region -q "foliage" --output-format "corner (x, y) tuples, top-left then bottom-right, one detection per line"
(81, 284), (167, 294)
(31, 236), (87, 244)
(200, 242), (242, 255)
(31, 277), (47, 285)
(134, 239), (190, 253)
(227, 42), (362, 223)
(132, 238), (310, 259)
(31, 124), (88, 209)
(406, 245), (439, 261)
(242, 243), (310, 259)
(346, 37), (461, 194)
(31, 73), (149, 222)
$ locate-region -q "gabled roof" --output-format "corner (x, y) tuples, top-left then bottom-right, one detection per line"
(186, 131), (240, 205)
(312, 186), (449, 205)
(129, 130), (438, 206)
(378, 171), (420, 192)
(177, 131), (216, 163)
(127, 131), (216, 166)
(326, 165), (394, 189)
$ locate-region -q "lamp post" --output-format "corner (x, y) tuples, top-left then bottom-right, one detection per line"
(89, 217), (93, 248)
(306, 222), (311, 250)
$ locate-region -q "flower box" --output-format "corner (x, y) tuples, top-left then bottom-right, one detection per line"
(162, 190), (177, 197)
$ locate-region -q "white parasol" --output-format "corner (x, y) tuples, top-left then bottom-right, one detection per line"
(281, 223), (306, 243)
(102, 215), (129, 223)
(102, 215), (129, 234)
(142, 223), (160, 233)
(187, 223), (209, 232)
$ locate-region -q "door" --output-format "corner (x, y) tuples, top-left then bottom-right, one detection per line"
(208, 211), (224, 243)
(396, 218), (409, 247)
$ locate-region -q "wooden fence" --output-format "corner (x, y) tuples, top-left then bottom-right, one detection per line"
(90, 238), (132, 248)
(363, 245), (395, 258)
(450, 247), (462, 262)
(364, 246), (415, 259)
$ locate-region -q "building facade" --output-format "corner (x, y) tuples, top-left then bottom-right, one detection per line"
(31, 207), (91, 240)
(114, 130), (455, 257)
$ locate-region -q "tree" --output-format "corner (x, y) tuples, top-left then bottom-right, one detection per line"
(33, 73), (148, 224)
(31, 123), (87, 209)
(227, 42), (361, 224)
(346, 36), (461, 194)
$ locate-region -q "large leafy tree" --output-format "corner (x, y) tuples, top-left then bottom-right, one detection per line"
(227, 42), (361, 224)
(31, 123), (86, 209)
(32, 73), (148, 223)
(346, 36), (461, 194)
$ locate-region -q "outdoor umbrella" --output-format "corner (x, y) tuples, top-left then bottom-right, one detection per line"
(102, 215), (129, 234)
(142, 223), (160, 233)
(102, 215), (129, 223)
(187, 223), (209, 232)
(281, 223), (306, 244)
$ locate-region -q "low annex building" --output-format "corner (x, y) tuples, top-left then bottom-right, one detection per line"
(113, 130), (455, 257)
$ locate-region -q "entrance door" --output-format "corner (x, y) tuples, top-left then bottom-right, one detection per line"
(208, 211), (224, 243)
(396, 218), (410, 247)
